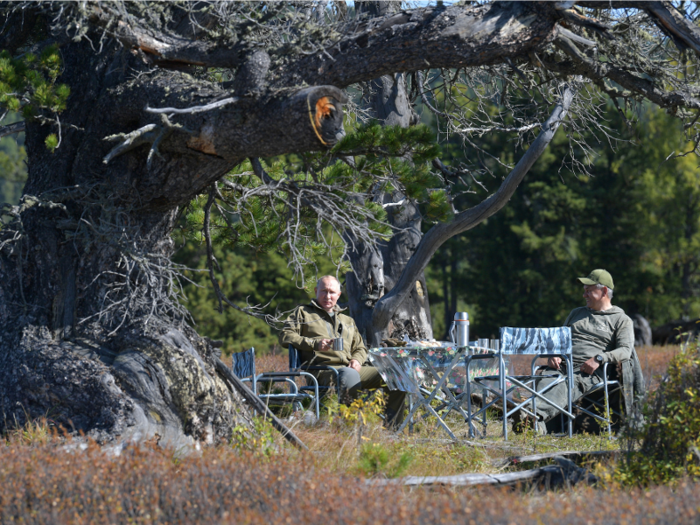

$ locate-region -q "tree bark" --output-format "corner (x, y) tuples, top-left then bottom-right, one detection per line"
(0, 39), (266, 445)
(342, 0), (432, 347)
(345, 71), (433, 348)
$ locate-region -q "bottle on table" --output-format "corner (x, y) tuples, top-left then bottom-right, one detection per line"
(449, 312), (469, 347)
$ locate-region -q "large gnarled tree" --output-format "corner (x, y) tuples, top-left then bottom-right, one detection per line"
(2, 1), (700, 446)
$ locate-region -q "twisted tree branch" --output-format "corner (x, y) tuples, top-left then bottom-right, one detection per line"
(372, 84), (577, 329)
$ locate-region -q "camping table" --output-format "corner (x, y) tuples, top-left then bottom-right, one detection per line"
(369, 345), (499, 439)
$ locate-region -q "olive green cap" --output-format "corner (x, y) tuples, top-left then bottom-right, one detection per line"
(578, 269), (614, 290)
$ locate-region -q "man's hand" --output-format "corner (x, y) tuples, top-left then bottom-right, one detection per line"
(547, 356), (562, 370)
(348, 359), (361, 372)
(580, 356), (600, 375)
(315, 339), (334, 352)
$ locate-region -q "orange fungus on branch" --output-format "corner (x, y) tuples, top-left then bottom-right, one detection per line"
(308, 95), (336, 146)
(315, 97), (335, 130)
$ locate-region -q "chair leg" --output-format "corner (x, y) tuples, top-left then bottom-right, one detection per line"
(604, 377), (612, 437)
(575, 385), (620, 437)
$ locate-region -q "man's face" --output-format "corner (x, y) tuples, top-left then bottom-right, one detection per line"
(315, 278), (341, 312)
(583, 284), (606, 309)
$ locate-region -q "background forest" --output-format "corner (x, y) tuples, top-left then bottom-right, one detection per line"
(2, 100), (697, 353)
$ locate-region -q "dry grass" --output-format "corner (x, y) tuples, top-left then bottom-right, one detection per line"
(0, 345), (684, 523)
(1, 433), (700, 524)
(636, 344), (680, 390)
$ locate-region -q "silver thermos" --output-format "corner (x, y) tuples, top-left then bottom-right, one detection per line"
(449, 312), (470, 347)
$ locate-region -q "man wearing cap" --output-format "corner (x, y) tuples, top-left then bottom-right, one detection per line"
(516, 269), (637, 433)
(279, 275), (406, 428)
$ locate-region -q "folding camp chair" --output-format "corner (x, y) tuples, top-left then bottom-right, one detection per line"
(573, 362), (622, 436)
(465, 327), (575, 440)
(231, 347), (320, 419)
(288, 344), (340, 398)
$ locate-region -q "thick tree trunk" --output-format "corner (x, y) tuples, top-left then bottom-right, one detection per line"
(0, 0), (359, 443)
(345, 71), (432, 348)
(0, 40), (266, 446)
(0, 32), (347, 445)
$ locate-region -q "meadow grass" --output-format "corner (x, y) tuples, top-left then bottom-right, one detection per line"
(2, 418), (699, 524)
(0, 344), (693, 524)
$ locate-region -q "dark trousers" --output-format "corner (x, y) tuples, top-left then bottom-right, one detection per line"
(317, 365), (406, 428)
(535, 367), (603, 422)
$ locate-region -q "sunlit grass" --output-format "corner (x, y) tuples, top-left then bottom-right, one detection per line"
(0, 345), (687, 523)
(0, 414), (698, 524)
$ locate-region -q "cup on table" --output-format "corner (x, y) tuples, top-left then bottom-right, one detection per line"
(333, 337), (344, 352)
(478, 338), (489, 349)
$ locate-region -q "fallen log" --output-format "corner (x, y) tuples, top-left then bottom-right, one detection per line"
(368, 457), (597, 488)
(498, 449), (617, 468)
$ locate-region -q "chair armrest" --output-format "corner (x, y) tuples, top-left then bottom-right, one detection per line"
(300, 364), (340, 377)
(259, 371), (311, 378)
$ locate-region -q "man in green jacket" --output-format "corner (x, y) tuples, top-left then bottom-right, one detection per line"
(279, 275), (406, 428)
(517, 269), (638, 433)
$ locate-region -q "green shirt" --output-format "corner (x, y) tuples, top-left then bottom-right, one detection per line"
(564, 306), (634, 369)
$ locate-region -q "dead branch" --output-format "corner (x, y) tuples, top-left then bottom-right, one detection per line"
(0, 121), (25, 139)
(145, 97), (239, 115)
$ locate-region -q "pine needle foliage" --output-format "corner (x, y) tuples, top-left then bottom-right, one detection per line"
(0, 46), (69, 119)
(181, 122), (450, 296)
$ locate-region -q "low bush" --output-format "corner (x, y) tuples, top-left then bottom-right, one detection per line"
(356, 442), (413, 478)
(614, 342), (700, 486)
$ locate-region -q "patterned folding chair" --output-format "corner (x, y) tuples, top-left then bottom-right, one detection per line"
(466, 327), (575, 440)
(231, 347), (320, 419)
